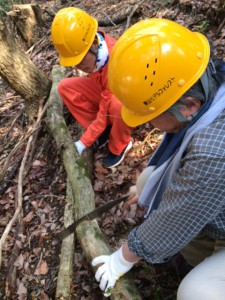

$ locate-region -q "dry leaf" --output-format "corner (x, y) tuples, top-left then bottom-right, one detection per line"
(23, 211), (34, 223)
(34, 260), (49, 275)
(40, 290), (49, 300)
(17, 282), (27, 297)
(14, 253), (24, 268)
(32, 160), (46, 167)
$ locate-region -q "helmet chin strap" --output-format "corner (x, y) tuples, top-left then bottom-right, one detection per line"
(88, 35), (99, 65)
(167, 105), (197, 123)
(89, 45), (98, 58)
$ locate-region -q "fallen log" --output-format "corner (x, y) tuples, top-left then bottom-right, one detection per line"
(55, 181), (75, 300)
(46, 65), (142, 300)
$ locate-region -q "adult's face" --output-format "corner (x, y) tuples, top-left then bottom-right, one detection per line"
(150, 112), (184, 133)
(149, 97), (201, 133)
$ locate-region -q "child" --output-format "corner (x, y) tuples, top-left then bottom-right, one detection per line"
(51, 7), (133, 168)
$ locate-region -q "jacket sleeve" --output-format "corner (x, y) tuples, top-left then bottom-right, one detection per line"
(80, 34), (117, 147)
(127, 131), (225, 263)
(80, 88), (113, 147)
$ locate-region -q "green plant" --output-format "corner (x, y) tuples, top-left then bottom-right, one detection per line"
(198, 19), (210, 33)
(0, 0), (11, 13)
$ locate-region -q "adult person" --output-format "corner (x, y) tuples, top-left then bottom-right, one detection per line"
(51, 7), (132, 168)
(92, 18), (225, 299)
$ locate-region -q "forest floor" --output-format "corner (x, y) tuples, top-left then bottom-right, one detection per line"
(0, 0), (224, 299)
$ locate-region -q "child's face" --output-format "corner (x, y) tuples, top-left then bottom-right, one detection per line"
(76, 50), (96, 73)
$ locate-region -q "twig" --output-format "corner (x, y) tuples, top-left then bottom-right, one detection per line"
(216, 18), (225, 35)
(35, 251), (43, 270)
(0, 134), (33, 268)
(0, 158), (22, 196)
(0, 99), (49, 181)
(24, 126), (43, 180)
(4, 110), (24, 140)
(102, 12), (117, 26)
(134, 128), (162, 152)
(22, 100), (46, 177)
(98, 12), (135, 27)
(0, 99), (50, 267)
(0, 128), (38, 181)
(26, 37), (45, 55)
(0, 95), (20, 107)
(126, 0), (145, 29)
(5, 216), (24, 297)
(0, 99), (24, 114)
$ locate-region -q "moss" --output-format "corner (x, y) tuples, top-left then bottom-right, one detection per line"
(76, 158), (86, 173)
(93, 227), (103, 240)
(59, 121), (68, 130)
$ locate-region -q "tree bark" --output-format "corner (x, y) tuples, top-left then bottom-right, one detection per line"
(56, 181), (75, 300)
(0, 19), (51, 121)
(8, 4), (44, 47)
(46, 65), (142, 300)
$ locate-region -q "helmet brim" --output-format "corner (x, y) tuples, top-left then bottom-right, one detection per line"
(121, 106), (156, 127)
(59, 52), (86, 67)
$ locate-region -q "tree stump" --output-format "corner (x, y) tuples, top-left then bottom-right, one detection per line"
(8, 4), (44, 47)
(0, 19), (51, 121)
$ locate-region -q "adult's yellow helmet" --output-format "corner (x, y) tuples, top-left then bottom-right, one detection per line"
(51, 7), (98, 66)
(108, 18), (210, 127)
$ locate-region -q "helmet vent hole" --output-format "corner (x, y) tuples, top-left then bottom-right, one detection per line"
(144, 76), (147, 80)
(150, 82), (153, 86)
(155, 58), (158, 63)
(146, 64), (149, 68)
(153, 71), (156, 75)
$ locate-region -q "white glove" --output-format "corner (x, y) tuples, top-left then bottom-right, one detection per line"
(74, 140), (86, 155)
(92, 246), (136, 297)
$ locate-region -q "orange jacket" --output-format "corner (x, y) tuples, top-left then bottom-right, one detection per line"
(80, 31), (126, 148)
(58, 31), (132, 154)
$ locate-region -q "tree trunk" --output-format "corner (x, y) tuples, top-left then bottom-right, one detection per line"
(0, 19), (51, 121)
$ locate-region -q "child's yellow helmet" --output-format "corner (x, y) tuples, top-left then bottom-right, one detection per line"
(51, 7), (98, 66)
(108, 18), (210, 127)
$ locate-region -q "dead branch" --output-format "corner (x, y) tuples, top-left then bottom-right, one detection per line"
(126, 0), (145, 29)
(0, 95), (21, 106)
(56, 181), (75, 299)
(217, 18), (225, 35)
(5, 215), (24, 298)
(3, 110), (24, 140)
(102, 12), (117, 26)
(0, 95), (50, 266)
(0, 98), (49, 181)
(98, 11), (139, 27)
(0, 134), (32, 268)
(0, 157), (22, 196)
(26, 36), (45, 55)
(46, 65), (142, 300)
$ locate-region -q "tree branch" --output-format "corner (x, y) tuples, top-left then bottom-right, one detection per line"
(0, 134), (32, 268)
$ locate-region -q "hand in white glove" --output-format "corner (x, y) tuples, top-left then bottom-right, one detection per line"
(92, 246), (136, 297)
(74, 140), (86, 155)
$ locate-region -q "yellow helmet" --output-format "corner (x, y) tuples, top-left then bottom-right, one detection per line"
(51, 7), (98, 66)
(108, 18), (210, 127)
